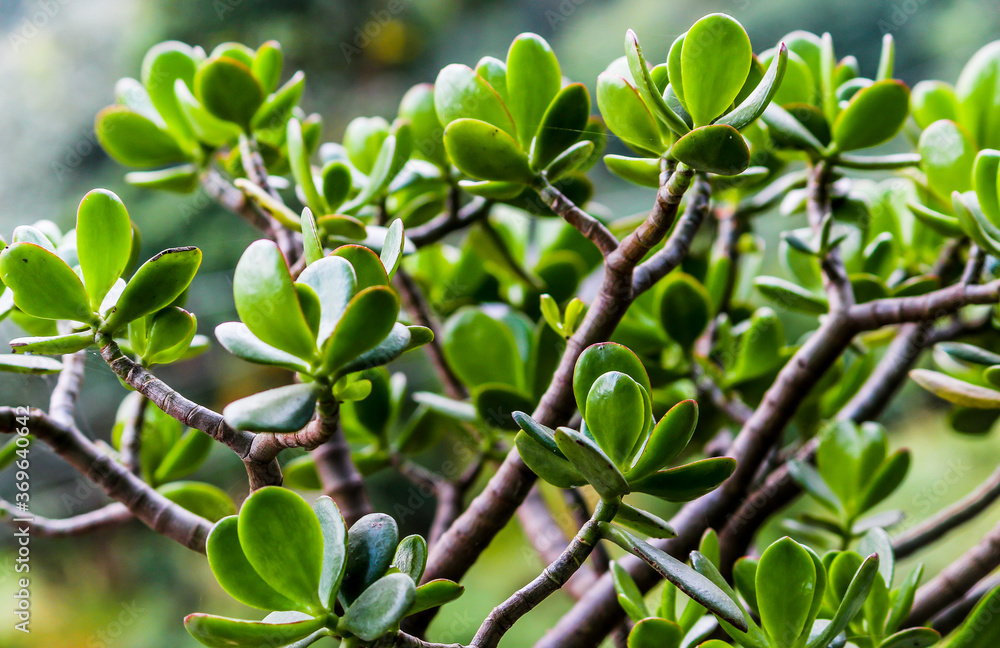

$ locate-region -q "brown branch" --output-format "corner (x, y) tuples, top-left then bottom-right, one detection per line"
(237, 133), (298, 263)
(807, 160), (854, 313)
(120, 394), (149, 476)
(537, 179), (619, 257)
(517, 488), (598, 600)
(98, 337), (282, 490)
(0, 407), (211, 552)
(848, 279), (1000, 329)
(49, 350), (85, 426)
(693, 363), (753, 426)
(201, 169), (274, 232)
(308, 398), (372, 526)
(929, 574), (1000, 635)
(0, 500), (131, 537)
(408, 197), (490, 248)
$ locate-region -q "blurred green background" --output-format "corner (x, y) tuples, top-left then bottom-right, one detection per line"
(1, 0), (1000, 646)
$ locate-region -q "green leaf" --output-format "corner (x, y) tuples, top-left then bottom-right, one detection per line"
(756, 537), (816, 648)
(628, 618), (684, 648)
(515, 431), (585, 488)
(907, 201), (964, 237)
(184, 613), (324, 648)
(9, 331), (93, 355)
(602, 523), (747, 631)
(314, 496), (348, 610)
(912, 80), (959, 129)
(408, 579), (464, 616)
(940, 342), (1000, 367)
(659, 273), (711, 348)
(297, 255), (357, 346)
(321, 163), (353, 213)
(233, 240), (317, 362)
(173, 79), (243, 146)
(0, 354), (64, 375)
(252, 70), (305, 130)
(680, 14), (753, 127)
(604, 155), (661, 188)
(762, 104), (824, 153)
(283, 455), (322, 490)
(287, 117), (325, 215)
(832, 80), (910, 152)
(585, 371), (646, 468)
(624, 30), (690, 136)
(0, 435), (31, 471)
(531, 83), (591, 171)
(974, 149), (1000, 227)
(331, 245), (388, 291)
(157, 481), (235, 523)
(341, 573), (416, 642)
(858, 450), (910, 513)
(206, 515), (302, 611)
(393, 534), (428, 583)
(444, 118), (534, 184)
(320, 286), (398, 376)
(728, 308), (784, 385)
(442, 309), (524, 390)
(195, 56), (265, 129)
(125, 165), (200, 193)
(956, 41), (1000, 150)
(379, 219), (405, 280)
(76, 189), (132, 310)
(919, 120), (976, 199)
(238, 486), (325, 611)
(434, 64), (516, 137)
(95, 106), (193, 168)
(733, 558), (759, 616)
(878, 628), (940, 648)
(787, 459), (841, 514)
(627, 400), (698, 481)
(103, 246), (201, 332)
(141, 307), (197, 365)
(614, 503), (677, 539)
(807, 553), (879, 648)
(341, 513), (399, 603)
(885, 564), (923, 634)
(671, 124), (750, 176)
(754, 276), (829, 315)
(718, 43), (788, 131)
(630, 457), (736, 501)
(596, 73), (662, 154)
(141, 41), (199, 149)
(473, 384), (532, 430)
(910, 369), (1000, 408)
(506, 33), (562, 149)
(611, 560), (649, 622)
(399, 83), (447, 167)
(252, 40), (283, 93)
(223, 382), (320, 432)
(153, 429), (213, 484)
(215, 322), (312, 373)
(554, 426), (629, 500)
(0, 243), (94, 324)
(343, 116), (389, 174)
(573, 342), (651, 419)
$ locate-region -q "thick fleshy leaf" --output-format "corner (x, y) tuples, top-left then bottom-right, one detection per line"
(408, 579), (465, 616)
(399, 83), (447, 167)
(858, 449), (910, 513)
(531, 83), (591, 171)
(184, 613), (325, 648)
(956, 40), (1000, 150)
(341, 573), (416, 642)
(506, 33), (562, 149)
(0, 243), (94, 324)
(554, 426), (628, 500)
(627, 399), (698, 481)
(611, 560), (649, 622)
(321, 163), (353, 213)
(444, 118), (534, 183)
(585, 371), (646, 467)
(215, 322), (311, 373)
(832, 80), (910, 152)
(141, 307), (197, 365)
(671, 124), (750, 176)
(630, 457), (736, 501)
(937, 584), (1000, 648)
(597, 73), (662, 154)
(238, 487), (325, 610)
(442, 309), (523, 390)
(604, 155), (661, 187)
(157, 481), (235, 522)
(173, 79), (243, 146)
(95, 106), (193, 168)
(601, 524), (747, 631)
(343, 116), (389, 174)
(341, 513), (399, 603)
(297, 255), (357, 346)
(206, 516), (301, 611)
(321, 286), (398, 375)
(614, 503), (677, 539)
(125, 165), (200, 193)
(659, 273), (711, 348)
(756, 537), (816, 648)
(153, 428), (213, 484)
(573, 342), (651, 418)
(473, 384), (532, 430)
(515, 432), (586, 488)
(434, 64), (516, 137)
(104, 247), (202, 332)
(252, 70), (305, 130)
(787, 460), (841, 514)
(195, 56), (264, 129)
(728, 308), (784, 385)
(141, 41), (199, 147)
(9, 331), (93, 355)
(331, 245), (388, 290)
(624, 30), (689, 137)
(76, 189), (133, 310)
(513, 411), (560, 456)
(912, 80), (960, 129)
(718, 43), (788, 131)
(919, 120), (976, 199)
(252, 40), (283, 93)
(807, 553), (879, 648)
(908, 201), (964, 237)
(628, 618), (683, 648)
(392, 534), (428, 583)
(878, 628), (940, 648)
(288, 118), (325, 215)
(755, 276), (829, 315)
(314, 496), (348, 609)
(0, 354), (64, 374)
(974, 149), (1000, 227)
(762, 104), (824, 153)
(680, 14), (753, 126)
(223, 382), (321, 432)
(284, 455), (322, 490)
(233, 240), (317, 361)
(910, 369), (1000, 408)
(380, 219), (405, 280)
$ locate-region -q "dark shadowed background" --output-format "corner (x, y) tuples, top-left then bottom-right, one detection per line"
(1, 0), (999, 646)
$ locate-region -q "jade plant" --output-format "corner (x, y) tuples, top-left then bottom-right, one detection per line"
(4, 11), (1000, 648)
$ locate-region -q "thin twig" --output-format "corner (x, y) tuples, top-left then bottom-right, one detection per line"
(517, 488), (598, 600)
(120, 395), (149, 476)
(408, 198), (491, 248)
(807, 160), (854, 313)
(929, 574), (1000, 635)
(308, 398), (372, 526)
(537, 178), (619, 256)
(0, 500), (131, 537)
